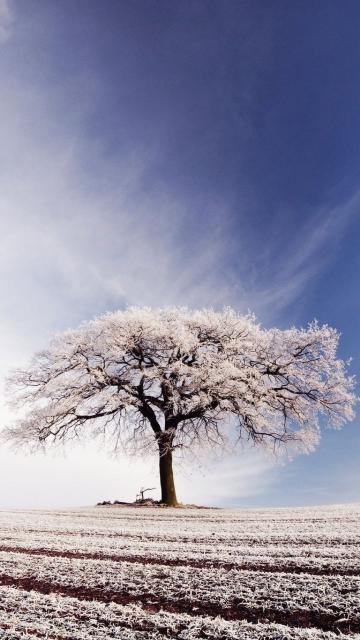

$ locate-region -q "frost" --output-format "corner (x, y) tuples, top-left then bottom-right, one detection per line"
(4, 307), (356, 461)
(0, 504), (358, 638)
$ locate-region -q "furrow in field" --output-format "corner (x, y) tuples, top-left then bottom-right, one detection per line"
(2, 523), (359, 567)
(0, 544), (358, 577)
(0, 585), (353, 640)
(0, 574), (358, 634)
(2, 528), (359, 548)
(0, 550), (359, 634)
(1, 548), (359, 615)
(2, 528), (360, 563)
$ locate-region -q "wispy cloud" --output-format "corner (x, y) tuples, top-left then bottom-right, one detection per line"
(177, 452), (278, 506)
(239, 190), (360, 324)
(0, 74), (244, 368)
(0, 6), (357, 346)
(0, 0), (12, 43)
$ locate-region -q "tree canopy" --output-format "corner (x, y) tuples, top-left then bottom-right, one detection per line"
(4, 307), (356, 505)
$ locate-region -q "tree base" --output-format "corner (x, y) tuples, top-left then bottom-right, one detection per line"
(96, 499), (216, 509)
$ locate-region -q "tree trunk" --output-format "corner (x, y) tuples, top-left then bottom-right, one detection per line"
(158, 437), (178, 506)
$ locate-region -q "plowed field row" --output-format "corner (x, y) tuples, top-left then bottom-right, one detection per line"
(0, 504), (358, 639)
(0, 544), (358, 576)
(0, 585), (354, 640)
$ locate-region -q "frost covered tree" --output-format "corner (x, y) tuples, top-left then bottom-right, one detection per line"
(4, 307), (356, 506)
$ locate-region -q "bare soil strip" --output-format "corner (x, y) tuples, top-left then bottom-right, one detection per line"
(0, 545), (357, 577)
(0, 574), (357, 634)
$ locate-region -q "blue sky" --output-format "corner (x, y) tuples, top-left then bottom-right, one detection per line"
(0, 0), (359, 507)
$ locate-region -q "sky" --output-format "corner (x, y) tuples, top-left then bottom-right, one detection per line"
(0, 0), (359, 508)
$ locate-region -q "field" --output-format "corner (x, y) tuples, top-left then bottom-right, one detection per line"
(0, 504), (358, 639)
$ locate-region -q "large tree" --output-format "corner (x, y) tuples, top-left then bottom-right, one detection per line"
(4, 307), (356, 505)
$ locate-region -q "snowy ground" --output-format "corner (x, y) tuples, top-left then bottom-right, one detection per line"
(0, 503), (358, 639)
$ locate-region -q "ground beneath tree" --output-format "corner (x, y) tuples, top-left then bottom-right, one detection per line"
(96, 499), (213, 508)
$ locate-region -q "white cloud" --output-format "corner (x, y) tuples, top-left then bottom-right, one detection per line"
(232, 189), (360, 326)
(0, 0), (12, 43)
(177, 452), (278, 506)
(0, 443), (157, 508)
(0, 79), (241, 362)
(0, 440), (278, 508)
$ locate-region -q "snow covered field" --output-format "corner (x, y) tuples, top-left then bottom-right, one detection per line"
(0, 504), (358, 639)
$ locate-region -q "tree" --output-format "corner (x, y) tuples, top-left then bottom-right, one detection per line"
(4, 307), (356, 506)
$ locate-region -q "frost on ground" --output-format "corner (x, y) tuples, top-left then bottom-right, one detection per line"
(0, 504), (358, 639)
